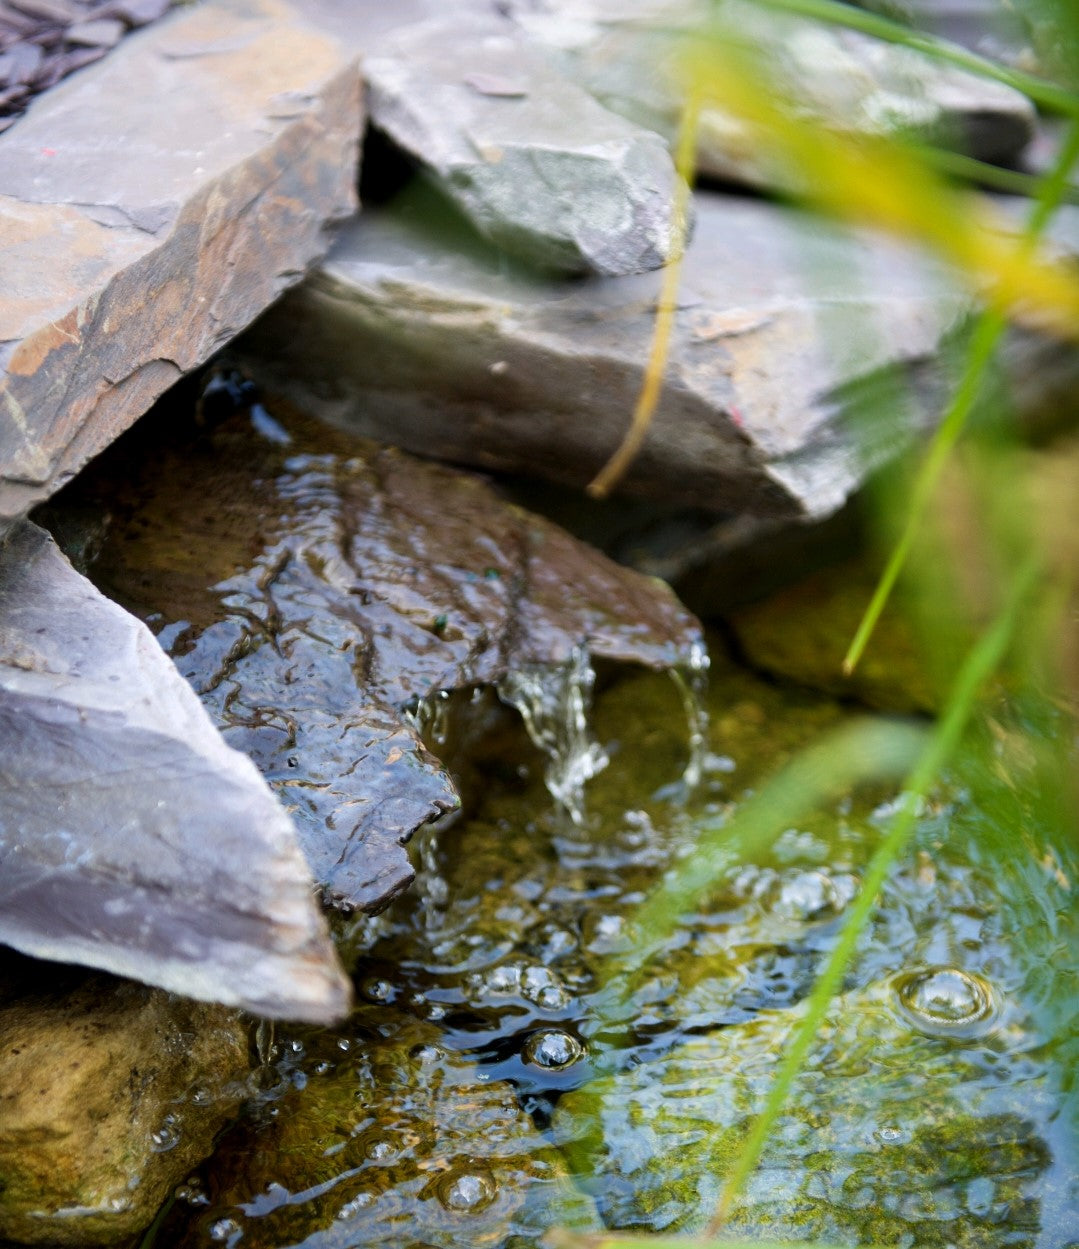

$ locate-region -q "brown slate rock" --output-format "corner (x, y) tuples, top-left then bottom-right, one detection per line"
(54, 393), (703, 913)
(0, 0), (362, 529)
(0, 520), (351, 1022)
(0, 952), (251, 1246)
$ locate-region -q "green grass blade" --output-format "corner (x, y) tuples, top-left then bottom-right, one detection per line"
(707, 552), (1042, 1234)
(748, 0), (1079, 114)
(843, 115), (1079, 675)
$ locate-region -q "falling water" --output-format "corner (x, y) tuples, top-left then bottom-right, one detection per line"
(497, 646), (609, 824)
(670, 636), (711, 791)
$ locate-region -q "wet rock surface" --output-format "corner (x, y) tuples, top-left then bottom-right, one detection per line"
(506, 0), (1035, 187)
(0, 951), (251, 1246)
(0, 0), (361, 531)
(363, 15), (685, 276)
(240, 187), (973, 520)
(0, 518), (350, 1022)
(151, 1009), (598, 1248)
(47, 384), (702, 914)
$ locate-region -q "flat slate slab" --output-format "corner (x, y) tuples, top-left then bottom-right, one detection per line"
(363, 14), (686, 276)
(238, 187), (974, 520)
(0, 0), (362, 530)
(0, 520), (351, 1023)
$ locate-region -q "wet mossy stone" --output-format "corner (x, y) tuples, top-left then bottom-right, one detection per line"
(0, 954), (250, 1246)
(154, 1008), (598, 1248)
(555, 975), (1073, 1244)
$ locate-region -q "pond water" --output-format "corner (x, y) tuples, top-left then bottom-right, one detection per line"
(41, 378), (1079, 1249)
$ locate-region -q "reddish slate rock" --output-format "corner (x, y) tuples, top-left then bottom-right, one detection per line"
(0, 0), (362, 529)
(0, 520), (351, 1023)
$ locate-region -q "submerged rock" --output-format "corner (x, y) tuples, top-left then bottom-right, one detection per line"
(507, 0), (1036, 185)
(151, 1008), (598, 1247)
(0, 952), (251, 1246)
(555, 824), (1079, 1243)
(240, 186), (972, 520)
(51, 389), (702, 914)
(0, 520), (349, 1023)
(364, 15), (685, 276)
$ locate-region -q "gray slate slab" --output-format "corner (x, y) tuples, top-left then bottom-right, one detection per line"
(0, 0), (362, 530)
(0, 520), (351, 1023)
(507, 0), (1036, 186)
(238, 188), (974, 520)
(363, 14), (686, 276)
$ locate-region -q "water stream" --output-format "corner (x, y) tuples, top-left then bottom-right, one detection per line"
(31, 382), (1078, 1249)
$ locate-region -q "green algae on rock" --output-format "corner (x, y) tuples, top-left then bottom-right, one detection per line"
(151, 1008), (598, 1248)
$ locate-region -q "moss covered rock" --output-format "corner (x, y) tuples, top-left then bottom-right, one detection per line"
(0, 956), (250, 1245)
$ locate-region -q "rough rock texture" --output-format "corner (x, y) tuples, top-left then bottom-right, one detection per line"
(0, 0), (362, 530)
(0, 952), (251, 1246)
(150, 1009), (598, 1247)
(507, 0), (1036, 186)
(238, 187), (974, 520)
(0, 520), (350, 1022)
(52, 393), (703, 914)
(363, 14), (685, 276)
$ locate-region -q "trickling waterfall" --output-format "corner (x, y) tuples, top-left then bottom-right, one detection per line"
(671, 636), (711, 791)
(496, 646), (609, 824)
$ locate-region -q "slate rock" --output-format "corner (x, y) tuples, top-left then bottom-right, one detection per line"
(54, 393), (702, 913)
(0, 0), (362, 530)
(0, 520), (350, 1022)
(507, 0), (1036, 185)
(152, 1008), (598, 1247)
(0, 952), (251, 1246)
(239, 187), (974, 520)
(363, 14), (685, 275)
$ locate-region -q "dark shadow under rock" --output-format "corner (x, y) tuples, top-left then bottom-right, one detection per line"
(46, 385), (702, 914)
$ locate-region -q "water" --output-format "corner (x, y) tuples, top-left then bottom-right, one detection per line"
(141, 650), (1077, 1249)
(34, 381), (1077, 1249)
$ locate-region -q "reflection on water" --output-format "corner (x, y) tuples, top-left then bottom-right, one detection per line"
(145, 650), (1076, 1249)
(41, 379), (1076, 1248)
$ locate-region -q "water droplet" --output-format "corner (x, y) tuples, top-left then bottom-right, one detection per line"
(892, 966), (999, 1038)
(436, 1169), (497, 1213)
(522, 1028), (585, 1069)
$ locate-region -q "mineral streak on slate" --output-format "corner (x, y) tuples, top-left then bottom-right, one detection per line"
(0, 0), (362, 531)
(363, 15), (686, 276)
(240, 189), (972, 520)
(66, 399), (702, 914)
(0, 521), (351, 1023)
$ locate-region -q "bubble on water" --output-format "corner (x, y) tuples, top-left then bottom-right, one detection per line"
(521, 965), (567, 1009)
(336, 1190), (376, 1219)
(436, 1168), (497, 1213)
(365, 1134), (398, 1162)
(150, 1113), (181, 1153)
(410, 1042), (445, 1065)
(892, 966), (999, 1038)
(360, 977), (394, 1003)
(522, 1028), (585, 1070)
(208, 1216), (241, 1243)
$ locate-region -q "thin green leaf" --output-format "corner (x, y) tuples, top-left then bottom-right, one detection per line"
(707, 553), (1042, 1234)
